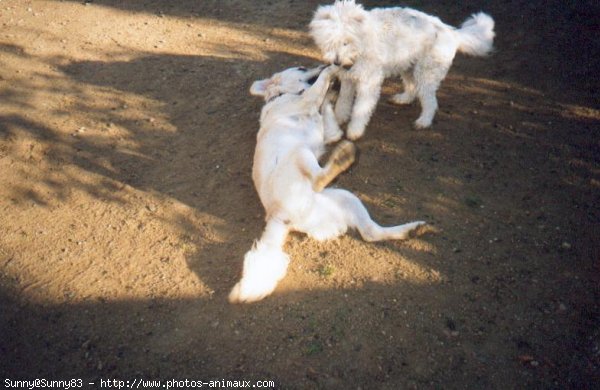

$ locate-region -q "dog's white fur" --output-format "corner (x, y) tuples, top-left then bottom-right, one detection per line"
(229, 65), (425, 303)
(310, 0), (495, 138)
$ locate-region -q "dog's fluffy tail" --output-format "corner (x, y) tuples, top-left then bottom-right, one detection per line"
(229, 219), (290, 303)
(456, 12), (495, 56)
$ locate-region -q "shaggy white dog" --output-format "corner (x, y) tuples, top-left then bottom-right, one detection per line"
(229, 65), (425, 303)
(310, 0), (495, 138)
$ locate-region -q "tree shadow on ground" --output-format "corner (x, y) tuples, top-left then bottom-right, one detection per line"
(62, 0), (600, 105)
(2, 275), (598, 389)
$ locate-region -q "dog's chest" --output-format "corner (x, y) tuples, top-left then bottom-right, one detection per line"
(261, 111), (324, 145)
(257, 114), (324, 170)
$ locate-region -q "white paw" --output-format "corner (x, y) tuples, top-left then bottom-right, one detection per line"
(335, 106), (352, 124)
(346, 122), (366, 140)
(390, 93), (415, 105)
(327, 129), (344, 143)
(228, 280), (275, 304)
(228, 244), (289, 304)
(414, 117), (432, 129)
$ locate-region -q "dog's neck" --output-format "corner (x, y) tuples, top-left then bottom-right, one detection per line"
(266, 92), (286, 103)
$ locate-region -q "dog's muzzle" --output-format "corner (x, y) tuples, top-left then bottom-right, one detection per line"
(332, 61), (353, 71)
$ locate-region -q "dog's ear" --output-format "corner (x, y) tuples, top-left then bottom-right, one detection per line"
(351, 12), (365, 24)
(250, 78), (271, 97)
(313, 6), (333, 22)
(348, 3), (366, 24)
(336, 0), (358, 8)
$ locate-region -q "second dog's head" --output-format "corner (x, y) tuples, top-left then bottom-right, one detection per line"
(309, 0), (369, 69)
(250, 65), (324, 102)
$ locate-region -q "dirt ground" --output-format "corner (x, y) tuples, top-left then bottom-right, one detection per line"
(1, 0), (598, 388)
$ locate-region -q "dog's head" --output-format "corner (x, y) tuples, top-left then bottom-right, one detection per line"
(309, 0), (368, 69)
(250, 65), (324, 102)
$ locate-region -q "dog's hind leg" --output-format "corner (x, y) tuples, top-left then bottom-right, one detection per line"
(390, 70), (417, 105)
(294, 141), (355, 192)
(313, 141), (356, 192)
(323, 188), (426, 241)
(414, 59), (451, 128)
(414, 86), (438, 129)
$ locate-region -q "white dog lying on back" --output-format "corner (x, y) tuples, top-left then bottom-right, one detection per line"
(229, 65), (425, 303)
(310, 0), (495, 138)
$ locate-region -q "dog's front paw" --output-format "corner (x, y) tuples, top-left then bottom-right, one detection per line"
(414, 116), (433, 129)
(326, 64), (341, 74)
(325, 126), (344, 144)
(334, 105), (352, 124)
(390, 92), (415, 105)
(319, 64), (339, 81)
(346, 122), (366, 140)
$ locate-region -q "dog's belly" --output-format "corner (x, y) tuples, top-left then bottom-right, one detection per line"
(260, 181), (315, 224)
(382, 61), (412, 77)
(254, 148), (315, 221)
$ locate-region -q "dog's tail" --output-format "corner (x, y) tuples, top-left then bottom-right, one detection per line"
(229, 218), (290, 303)
(456, 12), (495, 56)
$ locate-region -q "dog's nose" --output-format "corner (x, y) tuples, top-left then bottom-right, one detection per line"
(333, 60), (341, 66)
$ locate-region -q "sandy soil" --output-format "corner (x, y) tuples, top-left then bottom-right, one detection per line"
(1, 0), (598, 388)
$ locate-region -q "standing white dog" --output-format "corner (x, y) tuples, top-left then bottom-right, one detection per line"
(310, 0), (495, 138)
(229, 65), (425, 303)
